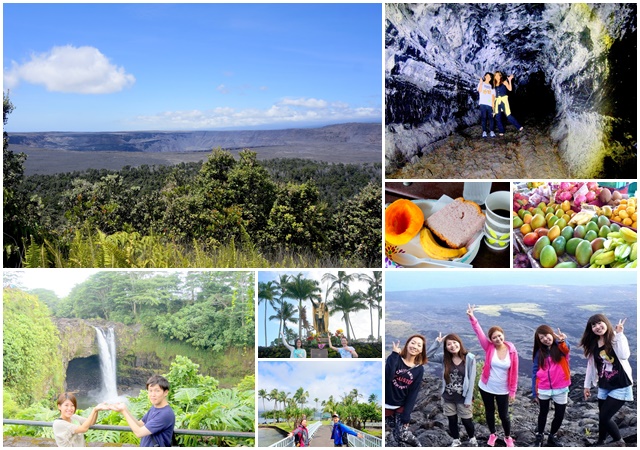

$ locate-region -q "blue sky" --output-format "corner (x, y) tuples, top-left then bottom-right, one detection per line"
(258, 270), (380, 347)
(258, 361), (382, 412)
(3, 3), (382, 132)
(385, 270), (638, 292)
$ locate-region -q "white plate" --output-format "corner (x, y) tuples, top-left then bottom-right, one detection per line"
(385, 198), (482, 267)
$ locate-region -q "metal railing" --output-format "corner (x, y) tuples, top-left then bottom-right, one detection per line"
(347, 427), (383, 447)
(268, 421), (321, 447)
(2, 419), (255, 439)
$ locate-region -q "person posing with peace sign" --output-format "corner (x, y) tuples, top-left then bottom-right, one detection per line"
(580, 314), (632, 447)
(467, 304), (518, 447)
(531, 325), (571, 447)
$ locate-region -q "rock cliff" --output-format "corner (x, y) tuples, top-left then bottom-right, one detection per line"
(386, 3), (636, 178)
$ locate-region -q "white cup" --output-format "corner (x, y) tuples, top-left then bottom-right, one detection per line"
(484, 191), (511, 225)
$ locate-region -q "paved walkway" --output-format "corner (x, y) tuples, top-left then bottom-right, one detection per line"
(309, 425), (335, 447)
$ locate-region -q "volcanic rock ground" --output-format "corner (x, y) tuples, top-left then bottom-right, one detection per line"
(388, 122), (570, 179)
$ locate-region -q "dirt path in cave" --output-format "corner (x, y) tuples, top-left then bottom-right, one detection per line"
(388, 122), (571, 179)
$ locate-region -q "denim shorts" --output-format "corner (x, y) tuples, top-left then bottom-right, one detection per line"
(598, 385), (634, 401)
(538, 387), (569, 404)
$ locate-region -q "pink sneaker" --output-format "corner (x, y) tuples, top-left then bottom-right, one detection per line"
(505, 436), (515, 447)
(487, 434), (497, 447)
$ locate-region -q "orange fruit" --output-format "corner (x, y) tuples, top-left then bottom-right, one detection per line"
(619, 210), (629, 219)
(520, 224), (532, 235)
(626, 206), (635, 215)
(623, 218), (633, 226)
(632, 212), (637, 222)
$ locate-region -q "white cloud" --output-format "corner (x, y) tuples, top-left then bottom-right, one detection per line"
(216, 84), (230, 94)
(281, 97), (328, 108)
(4, 45), (135, 94)
(132, 98), (381, 129)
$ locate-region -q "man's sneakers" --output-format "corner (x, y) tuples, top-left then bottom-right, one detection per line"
(487, 434), (498, 447)
(490, 131), (496, 137)
(482, 131), (488, 138)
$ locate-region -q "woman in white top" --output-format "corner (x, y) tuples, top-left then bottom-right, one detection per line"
(327, 333), (358, 358)
(281, 332), (307, 358)
(53, 392), (107, 447)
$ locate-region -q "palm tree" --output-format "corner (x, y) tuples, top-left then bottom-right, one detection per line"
(314, 397), (319, 413)
(358, 271), (382, 340)
(258, 281), (278, 346)
(284, 273), (320, 340)
(269, 388), (280, 412)
(258, 388), (267, 413)
(368, 393), (378, 404)
(361, 284), (379, 340)
(269, 300), (298, 338)
(327, 288), (367, 340)
(322, 271), (358, 297)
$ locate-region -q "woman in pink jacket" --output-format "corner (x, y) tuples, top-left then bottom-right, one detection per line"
(531, 325), (571, 447)
(467, 304), (518, 447)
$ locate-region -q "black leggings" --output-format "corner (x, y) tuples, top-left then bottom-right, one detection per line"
(537, 399), (566, 435)
(479, 388), (511, 436)
(447, 415), (475, 439)
(598, 397), (626, 442)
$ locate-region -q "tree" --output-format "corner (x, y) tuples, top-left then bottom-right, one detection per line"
(283, 273), (320, 340)
(269, 300), (298, 338)
(258, 389), (267, 414)
(327, 289), (366, 340)
(322, 271), (358, 297)
(258, 281), (278, 347)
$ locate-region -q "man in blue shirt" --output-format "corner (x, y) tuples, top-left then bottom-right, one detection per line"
(331, 413), (362, 447)
(110, 375), (175, 447)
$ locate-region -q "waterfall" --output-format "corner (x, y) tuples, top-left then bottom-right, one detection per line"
(94, 327), (118, 401)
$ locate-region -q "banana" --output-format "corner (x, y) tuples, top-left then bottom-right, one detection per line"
(419, 228), (467, 260)
(620, 227), (637, 243)
(568, 211), (593, 226)
(594, 250), (615, 266)
(590, 249), (606, 265)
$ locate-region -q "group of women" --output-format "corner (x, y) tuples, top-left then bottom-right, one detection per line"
(385, 307), (632, 447)
(281, 332), (358, 358)
(477, 71), (523, 137)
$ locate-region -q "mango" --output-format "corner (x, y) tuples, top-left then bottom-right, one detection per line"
(513, 216), (524, 229)
(523, 232), (540, 247)
(591, 237), (606, 252)
(555, 218), (567, 231)
(538, 202), (547, 211)
(531, 214), (546, 230)
(597, 215), (611, 229)
(566, 237), (583, 256)
(518, 208), (528, 219)
(547, 225), (561, 242)
(540, 245), (558, 268)
(545, 206), (555, 215)
(520, 224), (532, 235)
(524, 214), (533, 224)
(561, 200), (571, 212)
(552, 235), (566, 256)
(533, 236), (551, 260)
(584, 230), (598, 242)
(534, 227), (549, 237)
(575, 240), (593, 266)
(610, 223), (621, 232)
(533, 208), (544, 217)
(547, 215), (560, 228)
(585, 221), (599, 234)
(573, 225), (586, 239)
(598, 225), (610, 238)
(561, 226), (574, 242)
(555, 261), (578, 268)
(545, 212), (554, 222)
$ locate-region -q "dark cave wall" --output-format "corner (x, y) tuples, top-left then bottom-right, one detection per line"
(385, 3), (637, 177)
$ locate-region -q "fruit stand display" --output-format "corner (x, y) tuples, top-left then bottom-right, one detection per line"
(513, 182), (637, 269)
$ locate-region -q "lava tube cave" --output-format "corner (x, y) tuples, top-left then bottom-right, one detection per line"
(385, 3), (637, 179)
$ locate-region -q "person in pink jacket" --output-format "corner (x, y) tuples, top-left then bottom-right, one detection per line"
(531, 325), (571, 447)
(467, 304), (518, 447)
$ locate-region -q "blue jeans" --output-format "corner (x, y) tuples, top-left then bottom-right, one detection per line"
(494, 100), (522, 133)
(479, 104), (494, 133)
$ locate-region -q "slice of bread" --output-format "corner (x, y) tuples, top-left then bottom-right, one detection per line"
(426, 197), (485, 249)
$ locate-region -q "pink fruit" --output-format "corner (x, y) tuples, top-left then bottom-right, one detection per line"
(523, 232), (540, 247)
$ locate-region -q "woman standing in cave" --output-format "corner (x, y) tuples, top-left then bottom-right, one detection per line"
(53, 393), (108, 446)
(478, 73), (496, 138)
(467, 304), (518, 447)
(493, 71), (524, 136)
(581, 315), (631, 447)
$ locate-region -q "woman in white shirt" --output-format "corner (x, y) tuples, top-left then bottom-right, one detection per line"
(53, 392), (107, 447)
